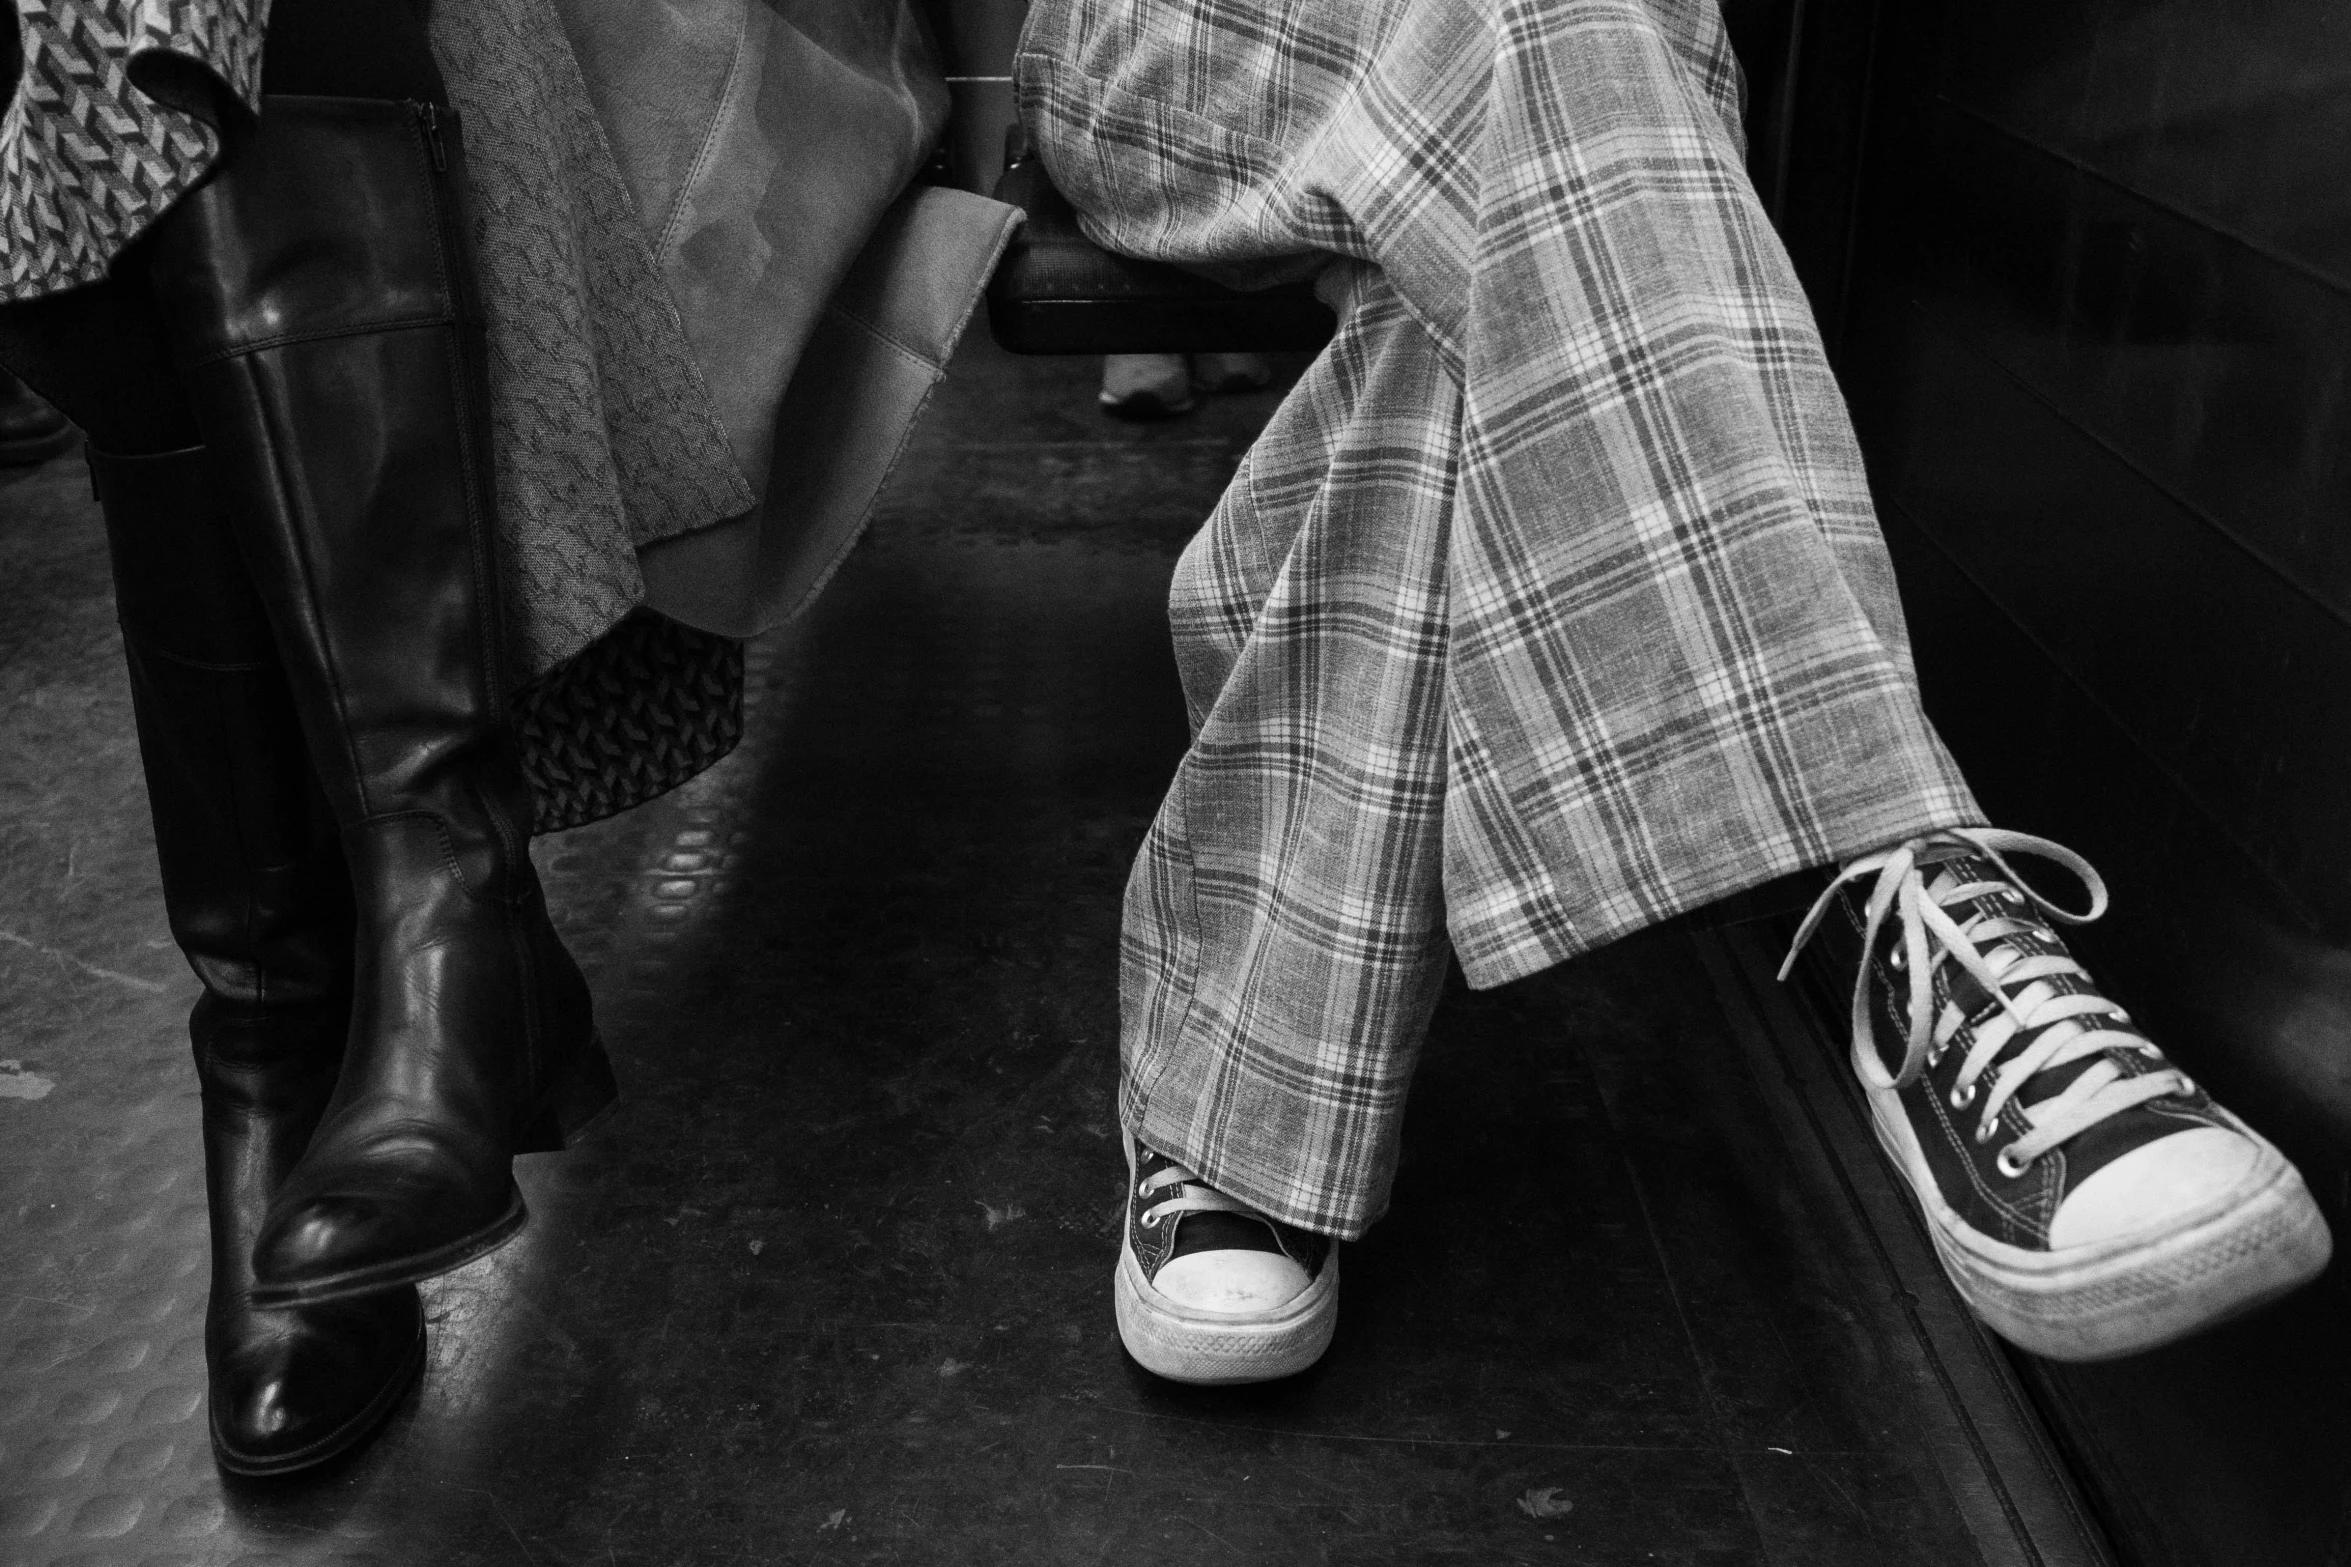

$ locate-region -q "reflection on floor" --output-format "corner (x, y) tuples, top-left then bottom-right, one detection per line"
(2, 341), (2065, 1565)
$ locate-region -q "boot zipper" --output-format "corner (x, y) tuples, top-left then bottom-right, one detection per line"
(412, 101), (449, 173)
(403, 95), (511, 730)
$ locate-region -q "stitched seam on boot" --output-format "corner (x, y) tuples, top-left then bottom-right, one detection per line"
(119, 632), (272, 675)
(181, 316), (457, 369)
(366, 811), (490, 902)
(235, 360), (372, 818)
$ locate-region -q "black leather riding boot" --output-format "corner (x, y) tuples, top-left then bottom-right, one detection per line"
(146, 96), (613, 1308)
(0, 367), (73, 466)
(94, 443), (426, 1475)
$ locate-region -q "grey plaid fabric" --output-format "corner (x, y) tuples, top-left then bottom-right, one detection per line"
(1021, 0), (1983, 1237)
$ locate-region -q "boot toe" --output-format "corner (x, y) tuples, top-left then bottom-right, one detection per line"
(211, 1288), (426, 1476)
(253, 1170), (523, 1302)
(253, 1192), (403, 1286)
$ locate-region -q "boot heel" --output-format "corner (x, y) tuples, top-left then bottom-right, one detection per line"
(515, 1033), (618, 1152)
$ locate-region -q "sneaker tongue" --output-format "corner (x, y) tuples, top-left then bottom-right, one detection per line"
(1170, 1210), (1286, 1260)
(1923, 857), (1999, 906)
(1925, 869), (2120, 1105)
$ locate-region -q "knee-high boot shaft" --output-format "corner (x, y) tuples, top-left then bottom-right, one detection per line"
(93, 443), (424, 1476)
(150, 96), (524, 883)
(102, 446), (350, 1010)
(147, 95), (610, 1307)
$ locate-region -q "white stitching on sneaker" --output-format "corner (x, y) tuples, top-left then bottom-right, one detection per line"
(1781, 829), (2193, 1173)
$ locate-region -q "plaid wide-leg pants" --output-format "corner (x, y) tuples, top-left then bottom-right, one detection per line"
(1018, 0), (1981, 1238)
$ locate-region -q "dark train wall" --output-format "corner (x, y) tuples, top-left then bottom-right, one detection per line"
(1741, 0), (2351, 1562)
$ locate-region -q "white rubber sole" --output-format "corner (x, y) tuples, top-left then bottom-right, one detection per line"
(1869, 1092), (2334, 1362)
(1114, 1244), (1339, 1385)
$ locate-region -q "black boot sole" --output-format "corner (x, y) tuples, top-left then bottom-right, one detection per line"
(211, 1308), (429, 1477)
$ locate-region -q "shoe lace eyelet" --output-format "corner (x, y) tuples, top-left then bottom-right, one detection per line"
(1140, 1211), (1160, 1229)
(1995, 1145), (2033, 1178)
(1973, 1121), (1995, 1145)
(1949, 1081), (1976, 1110)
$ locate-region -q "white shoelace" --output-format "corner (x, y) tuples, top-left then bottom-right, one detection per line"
(1138, 1159), (1267, 1231)
(1781, 828), (2192, 1171)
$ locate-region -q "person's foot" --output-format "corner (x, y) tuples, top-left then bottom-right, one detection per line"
(1786, 828), (2332, 1362)
(0, 369), (74, 467)
(1114, 1137), (1338, 1383)
(1098, 354), (1196, 420)
(1189, 352), (1276, 394)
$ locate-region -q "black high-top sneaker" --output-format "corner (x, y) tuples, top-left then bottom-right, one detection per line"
(1115, 1137), (1338, 1383)
(1784, 828), (2332, 1361)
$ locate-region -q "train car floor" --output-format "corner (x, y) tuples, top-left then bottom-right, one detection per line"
(2, 341), (2104, 1566)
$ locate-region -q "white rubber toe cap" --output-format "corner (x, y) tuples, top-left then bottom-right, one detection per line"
(1152, 1250), (1311, 1315)
(2048, 1126), (2265, 1250)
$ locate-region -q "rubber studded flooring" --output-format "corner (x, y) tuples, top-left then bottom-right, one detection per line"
(2, 341), (2092, 1566)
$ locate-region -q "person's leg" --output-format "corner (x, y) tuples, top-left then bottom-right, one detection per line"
(0, 367), (76, 466)
(1189, 352), (1275, 393)
(1123, 265), (1459, 1239)
(0, 369), (72, 465)
(1034, 0), (1973, 1332)
(1033, 0), (1976, 976)
(1112, 266), (1450, 1381)
(142, 33), (608, 1310)
(0, 0), (466, 1472)
(1025, 0), (2329, 1374)
(94, 443), (428, 1474)
(1100, 353), (1196, 419)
